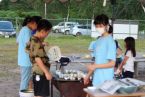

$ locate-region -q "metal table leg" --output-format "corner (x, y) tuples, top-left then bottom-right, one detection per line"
(134, 62), (138, 78)
(51, 80), (53, 97)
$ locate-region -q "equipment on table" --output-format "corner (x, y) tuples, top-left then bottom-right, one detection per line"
(46, 46), (71, 72)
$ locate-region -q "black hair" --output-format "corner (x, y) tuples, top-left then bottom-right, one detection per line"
(94, 14), (109, 25)
(22, 16), (31, 26)
(94, 14), (113, 34)
(115, 40), (119, 49)
(32, 16), (42, 25)
(124, 37), (136, 57)
(37, 19), (52, 32)
(22, 16), (42, 27)
(108, 25), (113, 34)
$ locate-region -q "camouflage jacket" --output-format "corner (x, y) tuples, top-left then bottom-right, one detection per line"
(26, 36), (50, 75)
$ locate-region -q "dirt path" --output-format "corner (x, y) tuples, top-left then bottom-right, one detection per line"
(0, 61), (145, 97)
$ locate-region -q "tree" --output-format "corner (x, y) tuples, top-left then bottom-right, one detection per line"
(0, 0), (145, 20)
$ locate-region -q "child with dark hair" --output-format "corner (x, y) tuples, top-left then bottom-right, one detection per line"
(22, 16), (31, 27)
(31, 16), (42, 35)
(116, 37), (136, 78)
(32, 16), (42, 25)
(17, 16), (39, 91)
(84, 14), (116, 86)
(22, 16), (41, 27)
(26, 19), (52, 97)
(22, 16), (42, 35)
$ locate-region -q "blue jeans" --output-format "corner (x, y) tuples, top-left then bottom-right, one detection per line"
(20, 66), (32, 91)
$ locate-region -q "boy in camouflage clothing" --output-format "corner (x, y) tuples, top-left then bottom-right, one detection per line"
(26, 19), (52, 97)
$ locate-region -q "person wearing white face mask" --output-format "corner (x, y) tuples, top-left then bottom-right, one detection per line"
(84, 14), (116, 87)
(96, 25), (110, 35)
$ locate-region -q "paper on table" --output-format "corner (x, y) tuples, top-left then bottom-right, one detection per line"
(99, 80), (122, 95)
(99, 78), (145, 95)
(120, 78), (145, 86)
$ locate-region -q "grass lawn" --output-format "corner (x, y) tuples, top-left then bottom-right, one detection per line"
(0, 35), (145, 67)
(46, 35), (93, 54)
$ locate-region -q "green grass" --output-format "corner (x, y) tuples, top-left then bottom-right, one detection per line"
(0, 35), (145, 78)
(46, 35), (93, 54)
(0, 36), (145, 67)
(0, 37), (17, 67)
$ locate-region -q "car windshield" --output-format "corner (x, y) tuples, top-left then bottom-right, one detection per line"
(77, 25), (91, 29)
(0, 21), (13, 29)
(59, 22), (64, 26)
(67, 24), (74, 26)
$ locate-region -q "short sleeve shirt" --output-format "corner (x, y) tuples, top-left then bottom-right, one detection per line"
(17, 26), (32, 67)
(92, 35), (116, 86)
(26, 36), (50, 75)
(123, 50), (135, 72)
(88, 41), (96, 57)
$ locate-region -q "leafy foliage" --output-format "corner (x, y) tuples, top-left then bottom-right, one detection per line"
(0, 0), (144, 19)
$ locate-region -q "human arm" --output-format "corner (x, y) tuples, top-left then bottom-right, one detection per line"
(87, 60), (115, 72)
(31, 38), (52, 80)
(83, 60), (115, 85)
(83, 70), (93, 85)
(42, 41), (49, 46)
(116, 51), (132, 74)
(35, 57), (52, 80)
(84, 38), (116, 84)
(117, 48), (123, 56)
(116, 56), (129, 74)
(87, 38), (117, 70)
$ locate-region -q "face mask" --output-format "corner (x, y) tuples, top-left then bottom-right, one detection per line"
(96, 27), (105, 35)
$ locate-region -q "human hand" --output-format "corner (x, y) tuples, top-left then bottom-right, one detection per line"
(83, 75), (90, 85)
(115, 69), (121, 75)
(42, 42), (49, 46)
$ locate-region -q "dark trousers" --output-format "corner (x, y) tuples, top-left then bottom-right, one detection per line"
(123, 71), (134, 78)
(33, 73), (50, 96)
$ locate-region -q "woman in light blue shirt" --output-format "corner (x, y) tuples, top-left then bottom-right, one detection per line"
(84, 14), (116, 86)
(17, 16), (39, 91)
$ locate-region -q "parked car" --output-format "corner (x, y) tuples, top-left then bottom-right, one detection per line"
(52, 22), (79, 34)
(0, 21), (16, 38)
(70, 25), (91, 36)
